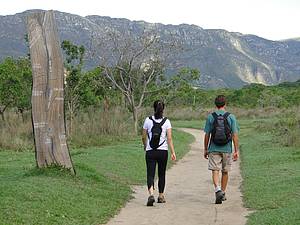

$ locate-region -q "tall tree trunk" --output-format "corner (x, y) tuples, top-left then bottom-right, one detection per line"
(0, 112), (4, 121)
(132, 106), (138, 134)
(27, 11), (75, 174)
(0, 106), (7, 121)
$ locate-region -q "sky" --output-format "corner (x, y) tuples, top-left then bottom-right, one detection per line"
(1, 0), (300, 41)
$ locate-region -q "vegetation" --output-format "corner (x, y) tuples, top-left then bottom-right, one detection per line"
(239, 117), (300, 225)
(0, 129), (193, 225)
(0, 36), (299, 151)
(0, 57), (31, 121)
(0, 32), (300, 225)
(171, 116), (300, 225)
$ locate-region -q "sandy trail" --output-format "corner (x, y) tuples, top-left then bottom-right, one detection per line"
(106, 128), (248, 225)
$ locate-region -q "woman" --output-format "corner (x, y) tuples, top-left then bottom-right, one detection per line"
(142, 100), (176, 206)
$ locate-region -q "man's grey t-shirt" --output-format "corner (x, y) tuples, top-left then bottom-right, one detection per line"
(204, 110), (239, 153)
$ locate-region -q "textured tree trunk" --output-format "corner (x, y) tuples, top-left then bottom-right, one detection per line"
(27, 11), (75, 174)
(132, 106), (139, 135)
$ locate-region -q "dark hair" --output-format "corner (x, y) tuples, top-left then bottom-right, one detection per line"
(215, 95), (226, 108)
(153, 100), (165, 119)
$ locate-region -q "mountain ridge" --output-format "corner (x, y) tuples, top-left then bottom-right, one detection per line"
(1, 10), (300, 88)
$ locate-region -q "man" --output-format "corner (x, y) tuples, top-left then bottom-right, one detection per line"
(204, 95), (239, 204)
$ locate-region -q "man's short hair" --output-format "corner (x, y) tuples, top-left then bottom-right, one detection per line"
(215, 95), (226, 108)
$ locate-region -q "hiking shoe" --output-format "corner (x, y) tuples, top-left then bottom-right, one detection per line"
(222, 192), (227, 201)
(215, 190), (223, 204)
(157, 196), (166, 203)
(147, 195), (155, 206)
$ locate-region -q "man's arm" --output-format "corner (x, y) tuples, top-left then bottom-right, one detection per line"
(204, 133), (210, 159)
(232, 133), (239, 161)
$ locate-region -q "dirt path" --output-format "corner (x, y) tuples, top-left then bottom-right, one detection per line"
(106, 128), (248, 225)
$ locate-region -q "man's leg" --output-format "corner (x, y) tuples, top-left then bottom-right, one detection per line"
(208, 153), (223, 204)
(212, 170), (220, 189)
(221, 171), (228, 192)
(220, 153), (232, 201)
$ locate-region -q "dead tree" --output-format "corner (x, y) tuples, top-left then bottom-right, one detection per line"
(27, 11), (75, 174)
(92, 30), (180, 134)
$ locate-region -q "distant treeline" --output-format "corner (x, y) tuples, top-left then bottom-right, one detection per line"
(155, 80), (300, 109)
(0, 55), (300, 122)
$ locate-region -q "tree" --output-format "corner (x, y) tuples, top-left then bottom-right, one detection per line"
(61, 40), (85, 135)
(27, 11), (75, 173)
(14, 58), (32, 121)
(94, 30), (182, 133)
(162, 68), (200, 105)
(0, 57), (32, 121)
(61, 41), (114, 134)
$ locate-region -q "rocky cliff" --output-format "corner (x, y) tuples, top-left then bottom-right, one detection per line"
(1, 10), (300, 88)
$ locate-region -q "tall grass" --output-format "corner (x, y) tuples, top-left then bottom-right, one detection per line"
(68, 107), (135, 147)
(167, 106), (210, 120)
(167, 106), (300, 121)
(239, 119), (300, 225)
(0, 111), (33, 151)
(2, 106), (299, 151)
(0, 107), (135, 151)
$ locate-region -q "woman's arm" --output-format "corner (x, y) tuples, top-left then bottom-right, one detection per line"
(167, 128), (176, 161)
(142, 129), (148, 151)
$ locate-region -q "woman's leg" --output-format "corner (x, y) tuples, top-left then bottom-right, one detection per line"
(157, 150), (168, 194)
(145, 150), (156, 195)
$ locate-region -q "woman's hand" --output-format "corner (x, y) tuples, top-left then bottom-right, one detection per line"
(171, 152), (176, 161)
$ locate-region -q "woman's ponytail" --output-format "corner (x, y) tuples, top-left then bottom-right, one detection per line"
(153, 100), (165, 119)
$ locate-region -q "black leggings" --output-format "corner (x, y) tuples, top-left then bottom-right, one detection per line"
(145, 150), (168, 193)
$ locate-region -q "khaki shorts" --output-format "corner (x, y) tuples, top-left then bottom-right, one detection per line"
(208, 152), (232, 172)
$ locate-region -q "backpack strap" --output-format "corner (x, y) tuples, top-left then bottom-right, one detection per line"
(157, 117), (168, 148)
(149, 116), (167, 125)
(223, 112), (230, 118)
(211, 112), (218, 120)
(159, 117), (167, 126)
(212, 112), (230, 119)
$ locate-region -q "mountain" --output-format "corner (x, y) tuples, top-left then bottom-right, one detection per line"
(1, 10), (300, 88)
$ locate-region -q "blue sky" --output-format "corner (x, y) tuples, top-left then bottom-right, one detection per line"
(1, 0), (299, 41)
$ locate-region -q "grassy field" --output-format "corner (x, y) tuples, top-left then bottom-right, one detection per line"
(172, 120), (204, 129)
(239, 119), (300, 225)
(1, 116), (299, 225)
(174, 117), (300, 224)
(0, 129), (194, 225)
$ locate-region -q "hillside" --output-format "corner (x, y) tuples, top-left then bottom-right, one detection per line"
(1, 10), (300, 88)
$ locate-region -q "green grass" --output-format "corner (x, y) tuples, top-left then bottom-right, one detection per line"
(172, 120), (204, 129)
(0, 129), (194, 225)
(239, 119), (300, 225)
(173, 118), (300, 224)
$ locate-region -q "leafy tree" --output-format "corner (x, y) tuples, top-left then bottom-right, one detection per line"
(0, 57), (32, 121)
(61, 40), (85, 134)
(61, 40), (114, 134)
(159, 68), (200, 106)
(14, 58), (32, 120)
